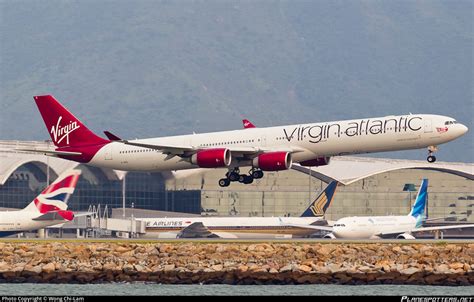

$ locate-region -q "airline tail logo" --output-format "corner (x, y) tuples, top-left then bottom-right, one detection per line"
(409, 179), (428, 218)
(50, 116), (80, 145)
(32, 172), (80, 214)
(300, 181), (338, 217)
(309, 194), (329, 216)
(436, 127), (448, 133)
(242, 119), (256, 129)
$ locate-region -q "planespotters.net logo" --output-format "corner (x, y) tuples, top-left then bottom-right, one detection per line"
(402, 297), (473, 302)
(50, 116), (80, 145)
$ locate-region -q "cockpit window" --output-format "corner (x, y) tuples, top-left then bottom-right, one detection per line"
(444, 121), (457, 125)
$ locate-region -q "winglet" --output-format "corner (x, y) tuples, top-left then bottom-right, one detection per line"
(242, 119), (256, 129)
(104, 131), (122, 141)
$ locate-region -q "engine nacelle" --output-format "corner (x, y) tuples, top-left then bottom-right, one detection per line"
(396, 233), (416, 240)
(252, 152), (292, 171)
(300, 157), (331, 167)
(191, 148), (231, 168)
(323, 233), (336, 239)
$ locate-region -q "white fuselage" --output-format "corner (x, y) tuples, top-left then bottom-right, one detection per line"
(139, 216), (324, 239)
(0, 210), (64, 235)
(331, 216), (417, 239)
(89, 114), (467, 171)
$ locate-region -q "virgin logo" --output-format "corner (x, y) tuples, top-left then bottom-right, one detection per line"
(50, 116), (80, 145)
(244, 122), (250, 127)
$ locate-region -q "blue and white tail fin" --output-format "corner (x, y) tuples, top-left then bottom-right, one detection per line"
(408, 179), (428, 225)
(300, 181), (338, 217)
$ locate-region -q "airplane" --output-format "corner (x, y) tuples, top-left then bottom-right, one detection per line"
(139, 180), (339, 239)
(21, 95), (468, 187)
(242, 119), (256, 129)
(0, 170), (81, 237)
(286, 179), (474, 239)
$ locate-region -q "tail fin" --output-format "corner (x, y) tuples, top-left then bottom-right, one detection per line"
(242, 119), (256, 129)
(24, 169), (81, 213)
(34, 95), (108, 147)
(300, 181), (338, 217)
(408, 179), (428, 218)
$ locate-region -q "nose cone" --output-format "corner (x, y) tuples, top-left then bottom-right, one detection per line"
(459, 124), (469, 135)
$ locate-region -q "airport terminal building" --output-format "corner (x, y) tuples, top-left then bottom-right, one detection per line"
(1, 140), (473, 223)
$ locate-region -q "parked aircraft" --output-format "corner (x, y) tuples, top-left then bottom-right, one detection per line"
(0, 170), (81, 237)
(139, 181), (338, 239)
(287, 179), (474, 239)
(22, 95), (468, 187)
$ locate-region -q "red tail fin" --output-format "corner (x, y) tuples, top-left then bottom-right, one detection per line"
(34, 95), (108, 147)
(242, 119), (256, 129)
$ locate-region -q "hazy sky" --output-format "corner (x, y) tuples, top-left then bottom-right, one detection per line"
(0, 0), (472, 163)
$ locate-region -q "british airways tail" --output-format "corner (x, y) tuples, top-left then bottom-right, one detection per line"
(34, 95), (108, 148)
(300, 181), (338, 217)
(23, 170), (81, 221)
(408, 179), (428, 220)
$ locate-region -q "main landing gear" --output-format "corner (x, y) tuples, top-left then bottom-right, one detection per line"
(427, 145), (438, 163)
(218, 168), (264, 187)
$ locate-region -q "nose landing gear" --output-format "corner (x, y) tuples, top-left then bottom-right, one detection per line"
(427, 146), (438, 163)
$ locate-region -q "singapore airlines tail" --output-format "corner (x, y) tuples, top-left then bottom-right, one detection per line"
(33, 95), (109, 148)
(300, 181), (338, 217)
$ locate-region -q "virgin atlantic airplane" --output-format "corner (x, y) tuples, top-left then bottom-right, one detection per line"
(21, 95), (468, 187)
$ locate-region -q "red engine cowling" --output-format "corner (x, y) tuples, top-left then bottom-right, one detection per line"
(191, 148), (232, 168)
(300, 157), (331, 167)
(57, 210), (75, 221)
(252, 152), (292, 171)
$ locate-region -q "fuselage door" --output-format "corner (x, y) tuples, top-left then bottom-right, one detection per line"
(424, 118), (433, 133)
(104, 144), (113, 160)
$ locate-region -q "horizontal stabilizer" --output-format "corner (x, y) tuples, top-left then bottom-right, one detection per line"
(32, 210), (74, 221)
(104, 131), (122, 141)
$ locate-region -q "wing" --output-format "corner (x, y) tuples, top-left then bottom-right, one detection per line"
(176, 222), (219, 238)
(378, 224), (474, 237)
(15, 148), (82, 156)
(120, 140), (306, 159)
(410, 224), (474, 233)
(280, 222), (333, 232)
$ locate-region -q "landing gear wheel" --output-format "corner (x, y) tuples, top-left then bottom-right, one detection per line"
(218, 178), (230, 187)
(240, 175), (254, 184)
(251, 170), (264, 179)
(427, 146), (438, 163)
(228, 172), (240, 182)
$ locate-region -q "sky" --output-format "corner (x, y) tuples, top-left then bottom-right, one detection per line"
(0, 0), (472, 163)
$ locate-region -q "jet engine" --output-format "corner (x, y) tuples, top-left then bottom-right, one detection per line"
(323, 233), (336, 239)
(191, 148), (232, 168)
(300, 157), (331, 167)
(252, 152), (292, 171)
(396, 233), (416, 240)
